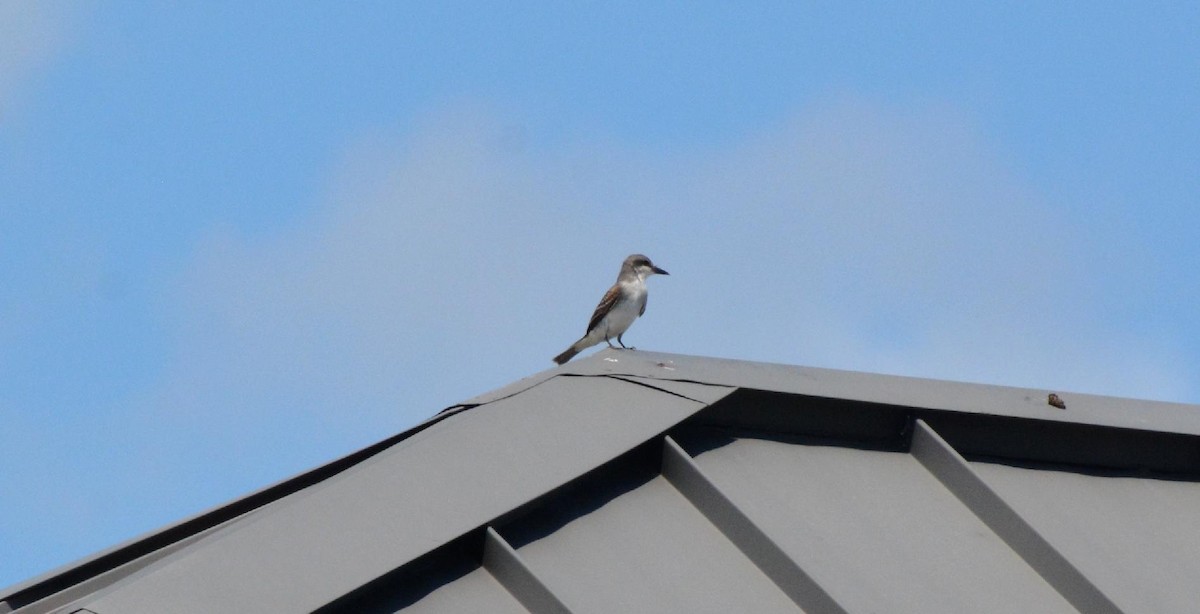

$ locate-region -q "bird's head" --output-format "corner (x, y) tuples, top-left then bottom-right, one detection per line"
(625, 254), (669, 279)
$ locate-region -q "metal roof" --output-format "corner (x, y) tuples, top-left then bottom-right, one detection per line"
(5, 349), (1200, 614)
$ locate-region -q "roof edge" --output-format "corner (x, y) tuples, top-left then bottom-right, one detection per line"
(562, 349), (1200, 437)
(0, 403), (468, 611)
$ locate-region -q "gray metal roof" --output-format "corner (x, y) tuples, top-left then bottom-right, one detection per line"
(5, 349), (1200, 614)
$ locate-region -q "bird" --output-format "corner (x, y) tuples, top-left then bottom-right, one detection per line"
(553, 254), (669, 365)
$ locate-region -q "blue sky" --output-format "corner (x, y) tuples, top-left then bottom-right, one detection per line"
(3, 2), (1199, 589)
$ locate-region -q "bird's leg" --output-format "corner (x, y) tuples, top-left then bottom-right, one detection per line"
(617, 334), (633, 350)
(605, 335), (617, 349)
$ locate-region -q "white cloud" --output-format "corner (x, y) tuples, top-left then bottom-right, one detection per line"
(0, 3), (83, 351)
(147, 96), (1194, 474)
(643, 95), (1185, 398)
(0, 3), (79, 119)
(652, 95), (1189, 400)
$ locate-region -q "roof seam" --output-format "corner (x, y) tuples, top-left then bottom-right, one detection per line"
(601, 375), (712, 404)
(483, 527), (575, 614)
(661, 435), (849, 614)
(576, 372), (736, 390)
(436, 373), (569, 416)
(911, 419), (1125, 614)
(442, 371), (722, 419)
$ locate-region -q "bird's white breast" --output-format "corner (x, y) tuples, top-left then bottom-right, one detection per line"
(601, 280), (646, 337)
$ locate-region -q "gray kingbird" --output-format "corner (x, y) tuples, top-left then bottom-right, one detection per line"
(553, 254), (669, 365)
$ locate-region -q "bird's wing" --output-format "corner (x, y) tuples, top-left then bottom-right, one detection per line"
(639, 294), (647, 317)
(586, 284), (622, 333)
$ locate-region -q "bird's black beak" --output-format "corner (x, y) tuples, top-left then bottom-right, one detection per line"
(652, 265), (669, 275)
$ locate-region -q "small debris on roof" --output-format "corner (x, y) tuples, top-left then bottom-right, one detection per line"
(1048, 393), (1066, 409)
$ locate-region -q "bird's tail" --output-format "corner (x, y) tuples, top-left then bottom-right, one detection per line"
(553, 342), (582, 365)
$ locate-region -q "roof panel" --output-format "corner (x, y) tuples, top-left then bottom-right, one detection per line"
(79, 376), (718, 614)
(570, 350), (1200, 437)
(972, 462), (1200, 613)
(684, 436), (1077, 614)
(402, 567), (526, 614)
(8, 350), (1200, 614)
(513, 475), (803, 614)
